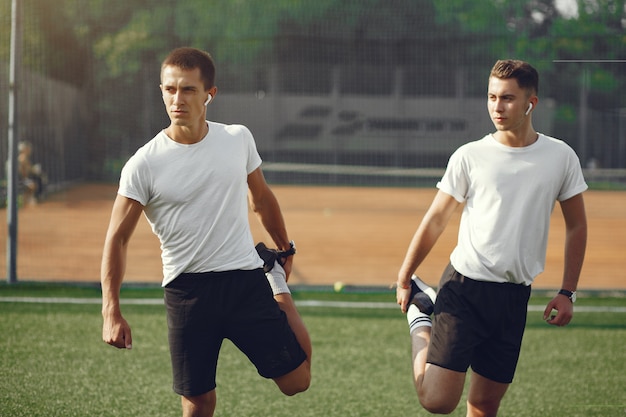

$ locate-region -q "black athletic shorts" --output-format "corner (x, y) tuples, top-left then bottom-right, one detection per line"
(427, 263), (532, 384)
(164, 269), (307, 397)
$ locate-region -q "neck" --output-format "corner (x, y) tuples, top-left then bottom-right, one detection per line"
(493, 127), (538, 148)
(165, 121), (208, 144)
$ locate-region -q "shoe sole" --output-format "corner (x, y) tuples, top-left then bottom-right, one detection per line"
(409, 275), (436, 315)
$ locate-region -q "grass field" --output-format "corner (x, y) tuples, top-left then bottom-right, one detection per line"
(1, 283), (625, 417)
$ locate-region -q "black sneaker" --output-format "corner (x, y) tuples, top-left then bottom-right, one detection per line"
(409, 275), (437, 316)
(255, 242), (279, 273)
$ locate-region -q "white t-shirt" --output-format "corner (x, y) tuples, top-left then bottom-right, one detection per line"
(118, 121), (264, 286)
(437, 134), (588, 285)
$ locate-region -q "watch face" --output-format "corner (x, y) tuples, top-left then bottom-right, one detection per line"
(570, 292), (577, 303)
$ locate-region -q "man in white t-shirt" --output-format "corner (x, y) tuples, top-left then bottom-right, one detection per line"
(396, 60), (587, 416)
(101, 47), (311, 417)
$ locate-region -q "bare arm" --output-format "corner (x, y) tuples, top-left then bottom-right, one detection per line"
(247, 167), (293, 276)
(544, 193), (587, 326)
(397, 190), (460, 312)
(101, 194), (144, 349)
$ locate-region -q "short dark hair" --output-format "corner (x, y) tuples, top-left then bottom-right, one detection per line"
(490, 60), (538, 95)
(161, 47), (216, 90)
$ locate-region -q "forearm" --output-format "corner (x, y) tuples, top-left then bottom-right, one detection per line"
(398, 191), (458, 287)
(561, 223), (587, 291)
(559, 194), (587, 292)
(251, 191), (291, 250)
(398, 223), (442, 286)
(100, 240), (128, 316)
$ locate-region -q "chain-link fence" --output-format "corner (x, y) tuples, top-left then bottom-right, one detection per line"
(2, 0), (626, 191)
(1, 0), (625, 283)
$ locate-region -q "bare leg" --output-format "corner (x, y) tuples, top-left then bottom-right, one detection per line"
(274, 292), (312, 361)
(466, 372), (509, 417)
(411, 326), (466, 414)
(405, 276), (466, 413)
(262, 261), (312, 395)
(181, 390), (216, 417)
(272, 292), (312, 395)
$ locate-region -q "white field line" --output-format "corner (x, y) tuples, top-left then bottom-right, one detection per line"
(0, 297), (625, 313)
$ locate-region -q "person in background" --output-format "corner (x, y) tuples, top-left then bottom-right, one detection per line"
(396, 59), (587, 417)
(18, 141), (45, 205)
(101, 47), (311, 417)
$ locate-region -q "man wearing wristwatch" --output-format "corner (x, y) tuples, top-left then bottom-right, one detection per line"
(101, 47), (311, 417)
(396, 60), (587, 417)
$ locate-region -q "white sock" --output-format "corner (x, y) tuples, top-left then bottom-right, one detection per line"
(265, 262), (291, 295)
(407, 304), (432, 333)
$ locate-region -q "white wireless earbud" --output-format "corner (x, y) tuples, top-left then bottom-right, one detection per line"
(525, 102), (533, 116)
(204, 94), (212, 106)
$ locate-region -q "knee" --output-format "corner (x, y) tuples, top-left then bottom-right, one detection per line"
(467, 398), (501, 417)
(281, 375), (311, 396)
(417, 388), (458, 415)
(277, 367), (311, 396)
(280, 384), (308, 397)
(181, 391), (217, 416)
(419, 398), (456, 415)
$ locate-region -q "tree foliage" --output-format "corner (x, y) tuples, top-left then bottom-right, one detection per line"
(1, 0), (624, 114)
(2, 0), (624, 91)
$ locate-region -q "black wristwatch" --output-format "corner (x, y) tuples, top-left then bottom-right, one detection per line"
(558, 289), (577, 303)
(280, 240), (296, 257)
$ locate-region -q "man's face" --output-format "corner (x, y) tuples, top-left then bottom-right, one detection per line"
(487, 77), (533, 132)
(160, 65), (214, 127)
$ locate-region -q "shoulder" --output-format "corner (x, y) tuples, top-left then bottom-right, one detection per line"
(536, 134), (579, 156)
(210, 122), (253, 137)
(538, 133), (570, 148)
(123, 131), (168, 169)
